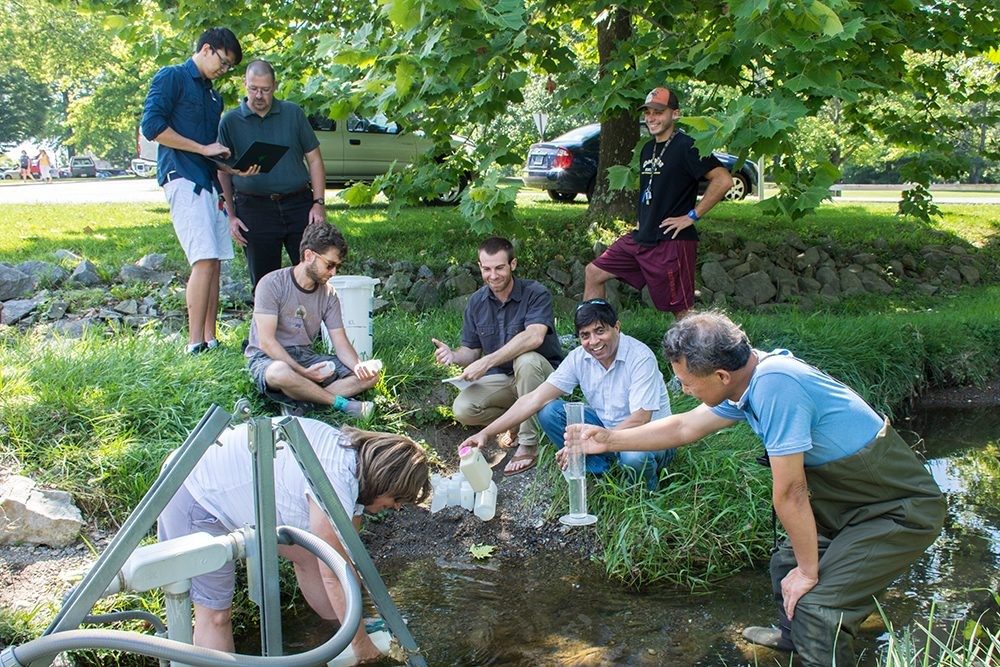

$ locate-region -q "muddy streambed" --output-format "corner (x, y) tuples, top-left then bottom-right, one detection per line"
(279, 407), (999, 666)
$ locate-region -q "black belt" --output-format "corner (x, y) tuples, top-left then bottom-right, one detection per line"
(163, 171), (210, 195)
(238, 187), (311, 202)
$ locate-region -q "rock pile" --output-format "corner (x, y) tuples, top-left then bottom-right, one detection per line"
(0, 235), (993, 338)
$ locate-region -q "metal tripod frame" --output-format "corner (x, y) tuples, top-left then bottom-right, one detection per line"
(37, 401), (427, 667)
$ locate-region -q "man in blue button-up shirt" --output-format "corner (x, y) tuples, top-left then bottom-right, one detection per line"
(141, 27), (244, 354)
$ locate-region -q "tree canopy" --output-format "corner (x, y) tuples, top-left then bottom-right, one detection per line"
(64, 0), (1000, 225)
(0, 68), (49, 144)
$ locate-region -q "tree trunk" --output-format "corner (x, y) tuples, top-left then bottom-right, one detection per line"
(588, 6), (637, 221)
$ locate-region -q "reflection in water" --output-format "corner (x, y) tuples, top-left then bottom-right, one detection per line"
(286, 408), (999, 666)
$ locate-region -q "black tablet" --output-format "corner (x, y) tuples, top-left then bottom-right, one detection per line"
(212, 141), (289, 173)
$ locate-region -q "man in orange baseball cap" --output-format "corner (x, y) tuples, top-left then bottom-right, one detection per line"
(584, 86), (733, 318)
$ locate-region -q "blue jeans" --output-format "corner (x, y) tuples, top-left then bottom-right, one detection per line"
(537, 399), (673, 490)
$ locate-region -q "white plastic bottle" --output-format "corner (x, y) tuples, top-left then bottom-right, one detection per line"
(473, 481), (498, 521)
(458, 445), (492, 493)
(430, 474), (446, 513)
(447, 475), (462, 507)
(460, 480), (475, 511)
(327, 629), (392, 666)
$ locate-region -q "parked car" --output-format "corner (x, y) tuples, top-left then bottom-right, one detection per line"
(309, 113), (472, 205)
(69, 156), (97, 178)
(522, 123), (758, 202)
(2, 167), (21, 179)
(131, 128), (158, 177)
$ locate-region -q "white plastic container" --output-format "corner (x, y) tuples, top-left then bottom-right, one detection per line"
(330, 276), (381, 360)
(460, 481), (475, 511)
(430, 474), (446, 513)
(447, 476), (462, 507)
(473, 481), (498, 521)
(327, 629), (392, 667)
(458, 445), (492, 493)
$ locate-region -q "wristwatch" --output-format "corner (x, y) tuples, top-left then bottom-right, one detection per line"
(313, 198), (325, 206)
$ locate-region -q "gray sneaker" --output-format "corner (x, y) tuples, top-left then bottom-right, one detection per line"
(741, 626), (794, 652)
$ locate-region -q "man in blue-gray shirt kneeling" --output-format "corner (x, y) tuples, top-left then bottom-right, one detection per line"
(432, 237), (564, 476)
(141, 27), (247, 355)
(458, 298), (672, 489)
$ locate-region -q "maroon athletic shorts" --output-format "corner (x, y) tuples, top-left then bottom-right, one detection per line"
(592, 234), (697, 313)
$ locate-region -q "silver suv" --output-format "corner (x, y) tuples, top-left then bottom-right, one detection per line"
(69, 156), (97, 178)
(309, 113), (470, 204)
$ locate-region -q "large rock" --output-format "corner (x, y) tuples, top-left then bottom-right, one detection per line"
(796, 247), (822, 270)
(50, 317), (100, 338)
(406, 279), (440, 310)
(0, 475), (84, 547)
(1, 297), (40, 324)
(137, 253), (167, 270)
(838, 268), (866, 296)
(69, 260), (102, 286)
(16, 260), (67, 288)
(0, 264), (33, 301)
(959, 264), (980, 285)
(382, 272), (413, 297)
(545, 263), (571, 287)
(735, 271), (777, 306)
(701, 261), (735, 295)
(441, 273), (478, 297)
(119, 264), (173, 286)
(815, 266), (840, 289)
(860, 270), (893, 294)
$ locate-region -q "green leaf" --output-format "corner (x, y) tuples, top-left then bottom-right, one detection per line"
(102, 15), (127, 30)
(396, 60), (417, 97)
(383, 0), (421, 30)
(340, 183), (375, 207)
(606, 165), (635, 192)
(469, 543), (496, 560)
(809, 0), (844, 37)
(681, 116), (723, 132)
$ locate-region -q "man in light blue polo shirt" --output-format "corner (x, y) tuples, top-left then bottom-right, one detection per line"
(458, 298), (672, 489)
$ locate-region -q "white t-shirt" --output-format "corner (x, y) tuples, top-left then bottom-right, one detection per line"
(184, 417), (363, 531)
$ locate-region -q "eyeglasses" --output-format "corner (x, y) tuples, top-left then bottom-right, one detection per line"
(576, 298), (609, 310)
(211, 47), (235, 72)
(247, 84), (273, 96)
(315, 253), (342, 272)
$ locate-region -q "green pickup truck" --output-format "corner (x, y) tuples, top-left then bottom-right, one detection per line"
(309, 113), (471, 205)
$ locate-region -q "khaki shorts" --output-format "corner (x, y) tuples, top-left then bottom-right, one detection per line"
(164, 177), (233, 265)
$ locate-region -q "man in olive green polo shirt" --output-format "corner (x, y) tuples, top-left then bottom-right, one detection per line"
(218, 59), (327, 291)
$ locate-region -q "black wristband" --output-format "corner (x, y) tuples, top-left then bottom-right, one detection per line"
(313, 198), (325, 206)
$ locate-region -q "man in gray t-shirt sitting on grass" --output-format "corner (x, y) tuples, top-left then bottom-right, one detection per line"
(244, 222), (381, 418)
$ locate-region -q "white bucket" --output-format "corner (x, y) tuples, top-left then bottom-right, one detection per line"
(330, 275), (380, 360)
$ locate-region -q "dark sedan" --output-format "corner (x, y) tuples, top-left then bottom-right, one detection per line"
(522, 123), (757, 202)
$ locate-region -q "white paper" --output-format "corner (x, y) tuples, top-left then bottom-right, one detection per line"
(442, 375), (474, 391)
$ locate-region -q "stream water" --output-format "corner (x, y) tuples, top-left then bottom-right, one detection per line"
(289, 407), (1000, 666)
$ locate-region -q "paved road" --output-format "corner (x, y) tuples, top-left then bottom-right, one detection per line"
(0, 177), (165, 204)
(3, 178), (999, 206)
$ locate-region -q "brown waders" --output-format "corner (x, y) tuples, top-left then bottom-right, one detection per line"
(768, 419), (946, 666)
